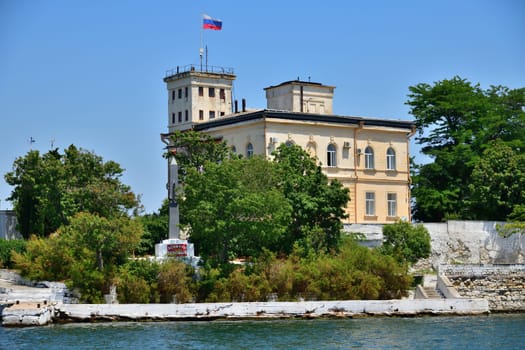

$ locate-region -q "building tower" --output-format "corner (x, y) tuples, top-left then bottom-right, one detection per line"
(265, 80), (335, 114)
(164, 65), (236, 132)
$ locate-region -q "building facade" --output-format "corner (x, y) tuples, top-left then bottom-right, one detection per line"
(0, 210), (21, 240)
(163, 65), (415, 224)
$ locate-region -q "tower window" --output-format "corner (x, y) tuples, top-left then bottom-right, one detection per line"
(178, 112), (182, 123)
(199, 110), (204, 121)
(178, 89), (182, 99)
(209, 88), (215, 97)
(171, 90), (175, 101)
(220, 88), (225, 100)
(171, 113), (175, 124)
(185, 110), (188, 121)
(209, 111), (216, 119)
(185, 87), (188, 99)
(199, 86), (204, 96)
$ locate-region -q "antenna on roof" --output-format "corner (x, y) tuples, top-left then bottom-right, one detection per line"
(28, 137), (35, 150)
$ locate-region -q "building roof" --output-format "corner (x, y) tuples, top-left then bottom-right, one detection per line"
(193, 109), (415, 132)
(263, 79), (328, 90)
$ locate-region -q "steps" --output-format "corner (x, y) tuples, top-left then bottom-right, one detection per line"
(423, 286), (444, 299)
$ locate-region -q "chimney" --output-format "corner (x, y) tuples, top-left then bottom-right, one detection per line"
(234, 100), (238, 113)
(242, 98), (246, 112)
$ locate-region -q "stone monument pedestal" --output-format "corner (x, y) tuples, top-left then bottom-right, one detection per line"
(155, 238), (194, 258)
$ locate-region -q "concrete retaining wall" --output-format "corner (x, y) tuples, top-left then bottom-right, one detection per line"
(425, 221), (524, 268)
(0, 211), (21, 240)
(347, 221), (525, 268)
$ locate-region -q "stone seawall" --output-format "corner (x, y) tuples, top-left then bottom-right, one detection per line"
(2, 299), (489, 327)
(441, 264), (525, 312)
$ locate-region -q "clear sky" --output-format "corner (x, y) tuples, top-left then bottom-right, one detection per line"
(1, 0), (524, 214)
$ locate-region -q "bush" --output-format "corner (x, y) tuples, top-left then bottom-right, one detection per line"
(200, 237), (412, 302)
(117, 259), (161, 303)
(380, 221), (431, 265)
(157, 259), (195, 303)
(0, 239), (27, 269)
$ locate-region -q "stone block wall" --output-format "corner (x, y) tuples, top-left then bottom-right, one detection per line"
(440, 264), (525, 312)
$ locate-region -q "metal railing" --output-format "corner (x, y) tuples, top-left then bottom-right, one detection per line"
(165, 64), (234, 78)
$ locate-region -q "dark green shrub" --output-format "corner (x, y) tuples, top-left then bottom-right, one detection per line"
(0, 239), (27, 269)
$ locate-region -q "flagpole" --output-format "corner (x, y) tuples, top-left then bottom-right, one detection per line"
(200, 13), (204, 71)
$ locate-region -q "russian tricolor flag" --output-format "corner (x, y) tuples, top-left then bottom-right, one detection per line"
(203, 14), (222, 30)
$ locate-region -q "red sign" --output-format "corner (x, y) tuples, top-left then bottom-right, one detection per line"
(167, 243), (187, 257)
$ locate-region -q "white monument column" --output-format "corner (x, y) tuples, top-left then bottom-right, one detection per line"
(167, 152), (180, 239)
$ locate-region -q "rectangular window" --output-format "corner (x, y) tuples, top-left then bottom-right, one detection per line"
(178, 111), (182, 123)
(171, 113), (175, 124)
(220, 88), (225, 100)
(199, 110), (204, 121)
(185, 87), (188, 99)
(198, 86), (204, 96)
(209, 87), (215, 98)
(387, 193), (397, 217)
(220, 111), (225, 117)
(209, 111), (216, 119)
(185, 110), (188, 121)
(178, 89), (182, 99)
(171, 90), (175, 101)
(365, 192), (375, 216)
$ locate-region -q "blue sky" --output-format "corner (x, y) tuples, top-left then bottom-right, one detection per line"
(1, 0), (524, 213)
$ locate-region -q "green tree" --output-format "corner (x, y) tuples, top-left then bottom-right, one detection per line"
(469, 141), (525, 220)
(136, 199), (169, 256)
(273, 144), (350, 254)
(12, 212), (143, 302)
(181, 156), (292, 266)
(380, 221), (431, 265)
(168, 130), (232, 182)
(4, 145), (139, 238)
(407, 77), (525, 221)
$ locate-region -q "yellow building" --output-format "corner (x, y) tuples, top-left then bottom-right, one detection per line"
(163, 65), (415, 224)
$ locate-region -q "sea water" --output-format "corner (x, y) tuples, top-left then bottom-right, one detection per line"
(1, 314), (524, 349)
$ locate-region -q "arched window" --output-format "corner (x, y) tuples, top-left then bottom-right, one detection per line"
(364, 146), (374, 169)
(327, 144), (337, 167)
(306, 142), (317, 157)
(246, 143), (254, 158)
(386, 147), (396, 170)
